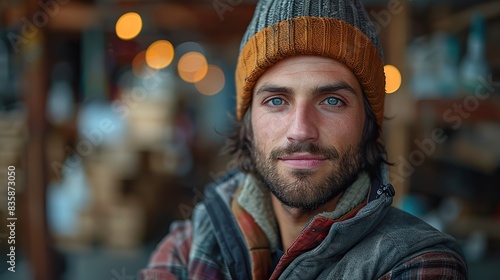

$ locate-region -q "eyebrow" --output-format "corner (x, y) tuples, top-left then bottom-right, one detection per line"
(313, 82), (357, 96)
(255, 86), (291, 95)
(255, 82), (357, 96)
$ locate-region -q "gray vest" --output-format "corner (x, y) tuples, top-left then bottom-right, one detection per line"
(279, 196), (465, 279)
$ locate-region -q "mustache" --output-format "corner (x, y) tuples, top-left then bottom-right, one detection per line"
(269, 142), (339, 160)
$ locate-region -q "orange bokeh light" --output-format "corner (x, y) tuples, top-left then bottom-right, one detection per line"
(116, 12), (142, 40)
(195, 65), (225, 96)
(384, 64), (402, 94)
(178, 52), (208, 83)
(145, 40), (174, 70)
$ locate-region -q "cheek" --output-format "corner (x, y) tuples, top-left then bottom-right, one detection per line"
(251, 109), (285, 151)
(351, 110), (366, 142)
(322, 112), (365, 150)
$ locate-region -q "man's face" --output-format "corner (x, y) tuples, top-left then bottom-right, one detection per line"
(250, 55), (366, 211)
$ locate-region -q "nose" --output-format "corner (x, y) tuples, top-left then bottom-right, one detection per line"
(286, 104), (319, 144)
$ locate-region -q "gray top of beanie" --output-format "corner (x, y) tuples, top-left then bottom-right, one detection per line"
(239, 0), (384, 60)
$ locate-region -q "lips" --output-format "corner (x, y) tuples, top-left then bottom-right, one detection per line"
(279, 153), (328, 169)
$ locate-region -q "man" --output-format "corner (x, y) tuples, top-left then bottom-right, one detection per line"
(141, 0), (468, 279)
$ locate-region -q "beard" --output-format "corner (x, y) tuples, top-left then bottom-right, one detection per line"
(251, 141), (364, 212)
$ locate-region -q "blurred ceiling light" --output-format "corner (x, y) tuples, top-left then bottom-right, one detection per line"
(195, 64), (225, 96)
(384, 64), (402, 94)
(116, 12), (142, 40)
(145, 40), (174, 70)
(178, 51), (208, 83)
(132, 51), (158, 78)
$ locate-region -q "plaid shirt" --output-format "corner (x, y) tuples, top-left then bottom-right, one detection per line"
(140, 221), (193, 279)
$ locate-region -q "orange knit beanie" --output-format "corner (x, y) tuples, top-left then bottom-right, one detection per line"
(235, 0), (386, 128)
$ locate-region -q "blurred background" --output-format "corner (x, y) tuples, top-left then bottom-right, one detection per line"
(0, 0), (499, 279)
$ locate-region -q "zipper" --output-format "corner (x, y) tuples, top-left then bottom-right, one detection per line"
(375, 183), (395, 199)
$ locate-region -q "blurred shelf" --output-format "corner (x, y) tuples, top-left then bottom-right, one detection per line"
(41, 1), (256, 43)
(410, 159), (500, 202)
(417, 95), (500, 124)
(447, 217), (500, 240)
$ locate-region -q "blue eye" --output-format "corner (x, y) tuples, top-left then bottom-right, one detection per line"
(325, 97), (340, 105)
(269, 98), (284, 106)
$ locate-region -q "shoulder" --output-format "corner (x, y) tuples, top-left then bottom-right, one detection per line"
(372, 207), (468, 278)
(150, 220), (193, 266)
(157, 170), (243, 254)
(190, 170), (244, 236)
(378, 207), (462, 252)
(140, 220), (192, 280)
(378, 251), (468, 280)
(140, 171), (245, 280)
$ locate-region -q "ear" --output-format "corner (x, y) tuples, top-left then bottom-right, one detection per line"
(242, 107), (253, 143)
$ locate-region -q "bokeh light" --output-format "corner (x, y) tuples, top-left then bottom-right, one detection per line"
(115, 12), (142, 40)
(177, 52), (208, 83)
(145, 40), (174, 70)
(194, 65), (225, 96)
(384, 64), (402, 94)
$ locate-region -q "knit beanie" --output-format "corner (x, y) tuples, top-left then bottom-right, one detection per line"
(235, 0), (386, 128)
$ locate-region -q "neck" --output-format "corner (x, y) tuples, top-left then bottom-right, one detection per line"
(271, 194), (342, 251)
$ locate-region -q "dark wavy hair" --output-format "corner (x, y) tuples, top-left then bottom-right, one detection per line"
(224, 95), (389, 180)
